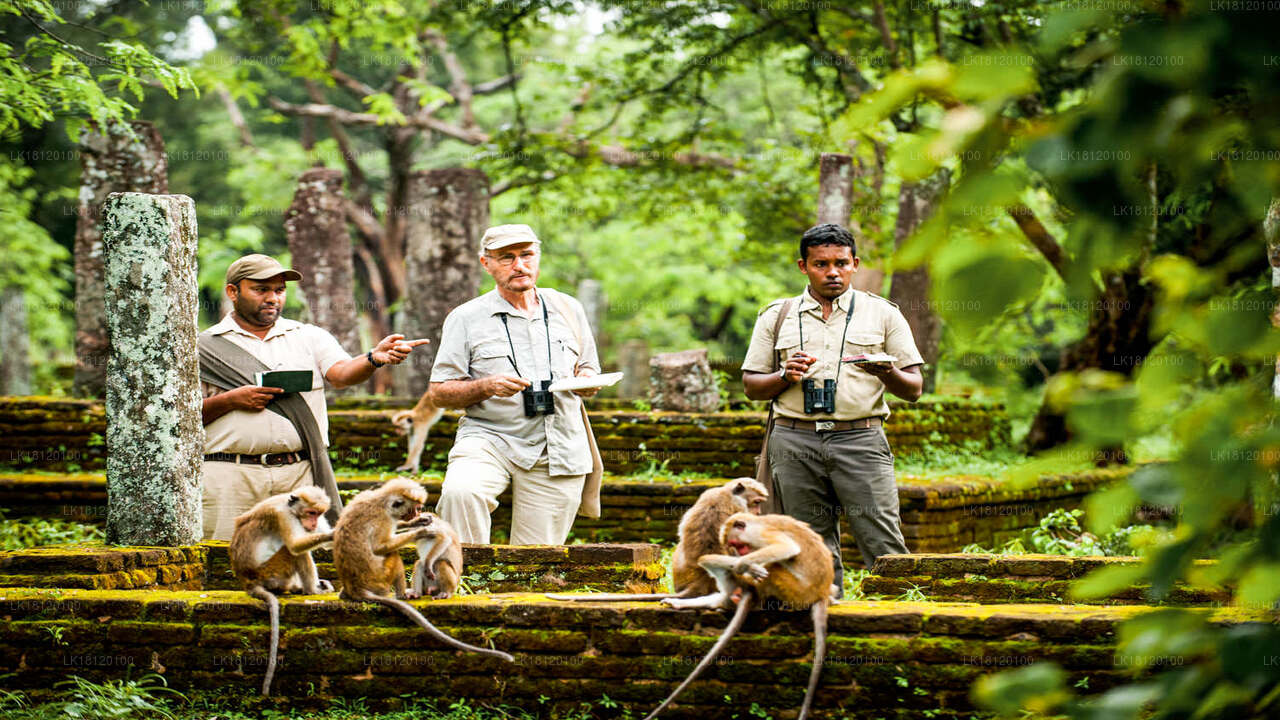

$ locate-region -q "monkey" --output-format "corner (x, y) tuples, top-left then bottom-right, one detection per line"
(391, 390), (446, 473)
(332, 478), (513, 662)
(645, 512), (834, 720)
(404, 512), (464, 600)
(546, 477), (768, 602)
(228, 486), (336, 696)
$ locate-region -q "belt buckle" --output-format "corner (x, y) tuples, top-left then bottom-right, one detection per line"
(815, 421), (835, 432)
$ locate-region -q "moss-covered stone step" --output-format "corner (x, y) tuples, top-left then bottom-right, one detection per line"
(2, 588), (1269, 716)
(202, 542), (664, 594)
(0, 468), (1127, 563)
(0, 545), (208, 591)
(0, 395), (1010, 474)
(862, 554), (1231, 606)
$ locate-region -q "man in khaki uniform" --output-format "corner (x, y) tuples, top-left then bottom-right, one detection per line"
(742, 224), (924, 591)
(200, 254), (428, 540)
(429, 224), (603, 545)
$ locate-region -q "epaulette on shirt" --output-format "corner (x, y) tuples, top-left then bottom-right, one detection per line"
(864, 291), (900, 309)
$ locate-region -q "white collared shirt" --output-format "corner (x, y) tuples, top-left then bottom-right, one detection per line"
(200, 314), (351, 454)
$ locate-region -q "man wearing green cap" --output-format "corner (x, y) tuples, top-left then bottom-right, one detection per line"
(197, 254), (429, 540)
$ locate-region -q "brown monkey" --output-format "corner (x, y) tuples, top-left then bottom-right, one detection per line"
(547, 477), (768, 602)
(405, 512), (463, 600)
(229, 486), (335, 696)
(391, 390), (445, 473)
(647, 513), (834, 720)
(333, 478), (513, 661)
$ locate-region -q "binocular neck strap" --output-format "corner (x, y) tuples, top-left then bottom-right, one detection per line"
(797, 291), (856, 394)
(499, 293), (553, 380)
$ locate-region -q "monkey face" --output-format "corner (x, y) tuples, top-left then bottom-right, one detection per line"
(299, 507), (324, 531)
(729, 479), (768, 515)
(388, 494), (422, 522)
(725, 519), (753, 556)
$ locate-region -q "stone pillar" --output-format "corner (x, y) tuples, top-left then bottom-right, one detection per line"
(577, 278), (605, 338)
(0, 287), (32, 395)
(819, 152), (880, 294)
(74, 121), (169, 398)
(398, 168), (489, 396)
(618, 339), (650, 400)
(649, 349), (720, 413)
(889, 169), (951, 394)
(103, 192), (202, 546)
(284, 168), (360, 354)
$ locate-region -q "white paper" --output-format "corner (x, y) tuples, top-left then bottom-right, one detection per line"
(842, 353), (898, 364)
(547, 372), (625, 392)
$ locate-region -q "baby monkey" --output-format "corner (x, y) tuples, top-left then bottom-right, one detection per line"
(646, 513), (834, 720)
(547, 477), (768, 602)
(229, 486), (335, 696)
(404, 512), (463, 600)
(333, 478), (512, 662)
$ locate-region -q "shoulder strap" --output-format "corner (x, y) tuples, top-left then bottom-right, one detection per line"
(545, 289), (584, 356)
(770, 298), (796, 372)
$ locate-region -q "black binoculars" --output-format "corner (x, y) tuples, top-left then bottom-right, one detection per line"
(522, 380), (556, 417)
(802, 378), (836, 414)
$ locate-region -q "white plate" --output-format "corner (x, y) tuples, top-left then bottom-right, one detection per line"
(547, 372), (625, 392)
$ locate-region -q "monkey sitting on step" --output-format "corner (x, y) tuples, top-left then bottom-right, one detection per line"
(403, 512), (463, 600)
(333, 478), (513, 661)
(547, 477), (768, 602)
(229, 486), (336, 696)
(646, 513), (834, 720)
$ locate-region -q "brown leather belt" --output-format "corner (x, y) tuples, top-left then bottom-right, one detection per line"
(775, 416), (883, 433)
(204, 450), (310, 466)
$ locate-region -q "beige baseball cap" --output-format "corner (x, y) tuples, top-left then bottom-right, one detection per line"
(479, 224), (540, 254)
(225, 254), (303, 286)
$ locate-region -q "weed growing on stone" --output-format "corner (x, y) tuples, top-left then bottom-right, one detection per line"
(0, 511), (105, 550)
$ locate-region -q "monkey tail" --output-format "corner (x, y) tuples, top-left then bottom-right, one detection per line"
(363, 591), (514, 662)
(247, 586), (280, 696)
(797, 599), (828, 720)
(642, 590), (754, 720)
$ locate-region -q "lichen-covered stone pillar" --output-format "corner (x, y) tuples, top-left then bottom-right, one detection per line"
(102, 192), (202, 546)
(819, 152), (879, 294)
(75, 121), (169, 398)
(577, 278), (605, 338)
(0, 286), (32, 395)
(649, 348), (720, 412)
(284, 168), (360, 354)
(1266, 197), (1280, 399)
(397, 168), (489, 396)
(618, 339), (649, 400)
(889, 168), (951, 394)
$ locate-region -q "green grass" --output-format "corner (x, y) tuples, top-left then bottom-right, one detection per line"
(0, 512), (105, 550)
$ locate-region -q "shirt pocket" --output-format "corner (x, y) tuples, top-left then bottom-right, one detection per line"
(472, 341), (514, 378)
(844, 332), (887, 358)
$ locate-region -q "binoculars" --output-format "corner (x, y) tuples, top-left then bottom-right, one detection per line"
(521, 380), (556, 417)
(802, 378), (836, 414)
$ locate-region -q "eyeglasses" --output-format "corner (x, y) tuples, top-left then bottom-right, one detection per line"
(485, 250), (539, 267)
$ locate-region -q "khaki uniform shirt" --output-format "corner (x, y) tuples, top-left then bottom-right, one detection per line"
(430, 287), (600, 477)
(742, 287), (925, 421)
(200, 315), (352, 454)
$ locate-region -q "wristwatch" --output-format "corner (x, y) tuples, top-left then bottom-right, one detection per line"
(778, 368), (793, 385)
(366, 350), (386, 369)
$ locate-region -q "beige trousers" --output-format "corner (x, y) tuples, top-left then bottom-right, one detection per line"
(436, 435), (585, 545)
(202, 459), (314, 541)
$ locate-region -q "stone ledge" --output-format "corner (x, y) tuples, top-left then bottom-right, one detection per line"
(0, 588), (1271, 716)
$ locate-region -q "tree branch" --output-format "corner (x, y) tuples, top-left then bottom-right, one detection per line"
(1007, 204), (1066, 278)
(216, 86), (255, 148)
(267, 96), (490, 144)
(872, 2), (901, 69)
(423, 29), (476, 130)
(301, 80), (371, 205)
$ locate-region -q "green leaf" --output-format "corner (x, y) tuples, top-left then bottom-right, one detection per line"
(1070, 562), (1147, 601)
(971, 662), (1069, 716)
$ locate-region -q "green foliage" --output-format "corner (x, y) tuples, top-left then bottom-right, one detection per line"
(962, 510), (1169, 558)
(0, 511), (105, 550)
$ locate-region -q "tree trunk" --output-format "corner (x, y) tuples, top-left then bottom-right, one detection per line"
(1024, 268), (1157, 456)
(0, 286), (32, 395)
(819, 153), (883, 294)
(1266, 197), (1280, 398)
(75, 121), (168, 398)
(889, 169), (951, 394)
(397, 168), (489, 396)
(284, 168), (361, 355)
(102, 192), (202, 546)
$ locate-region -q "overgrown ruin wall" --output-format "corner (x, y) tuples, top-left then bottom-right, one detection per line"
(4, 588), (1264, 717)
(0, 396), (1010, 475)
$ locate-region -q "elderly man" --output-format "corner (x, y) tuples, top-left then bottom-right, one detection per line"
(428, 224), (604, 545)
(198, 254), (428, 540)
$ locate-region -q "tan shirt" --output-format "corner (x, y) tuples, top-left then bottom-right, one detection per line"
(742, 287), (924, 421)
(430, 287), (600, 476)
(201, 315), (352, 454)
